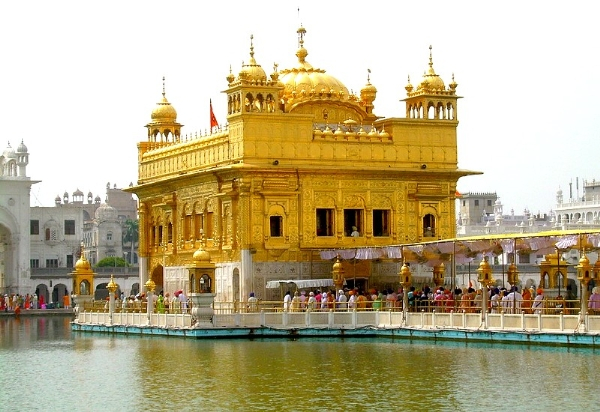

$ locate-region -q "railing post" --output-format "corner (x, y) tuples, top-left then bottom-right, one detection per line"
(559, 311), (564, 331)
(328, 310), (334, 328)
(352, 309), (357, 328)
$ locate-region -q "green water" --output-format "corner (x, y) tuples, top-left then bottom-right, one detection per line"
(1, 316), (599, 411)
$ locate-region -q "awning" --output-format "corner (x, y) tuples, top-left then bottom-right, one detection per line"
(266, 279), (341, 289)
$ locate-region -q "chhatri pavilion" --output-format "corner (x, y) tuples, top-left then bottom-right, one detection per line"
(126, 26), (479, 302)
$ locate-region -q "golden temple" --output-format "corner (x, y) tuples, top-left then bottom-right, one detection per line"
(126, 26), (480, 301)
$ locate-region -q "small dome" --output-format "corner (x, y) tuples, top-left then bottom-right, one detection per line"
(73, 188), (84, 197)
(17, 140), (27, 153)
(360, 71), (377, 101)
(417, 46), (446, 92)
(150, 78), (177, 123)
(151, 95), (177, 122)
(95, 203), (118, 221)
(379, 126), (390, 139)
(405, 75), (414, 93)
(3, 142), (16, 159)
(368, 125), (378, 137)
(193, 247), (211, 262)
(75, 254), (91, 271)
(238, 35), (267, 83)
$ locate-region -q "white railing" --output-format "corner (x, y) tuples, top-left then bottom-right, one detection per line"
(74, 309), (600, 333)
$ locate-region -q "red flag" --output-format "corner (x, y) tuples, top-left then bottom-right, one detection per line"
(210, 99), (219, 129)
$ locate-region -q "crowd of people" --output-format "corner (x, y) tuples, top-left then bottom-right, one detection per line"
(268, 285), (585, 314)
(1, 292), (71, 313)
(117, 290), (191, 314)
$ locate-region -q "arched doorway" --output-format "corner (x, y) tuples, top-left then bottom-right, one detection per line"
(52, 283), (68, 307)
(151, 265), (164, 294)
(35, 284), (49, 307)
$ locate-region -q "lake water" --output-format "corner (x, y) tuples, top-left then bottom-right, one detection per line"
(1, 315), (600, 411)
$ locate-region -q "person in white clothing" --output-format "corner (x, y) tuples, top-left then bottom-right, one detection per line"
(336, 290), (347, 310)
(307, 292), (317, 312)
(283, 291), (292, 312)
(506, 286), (523, 314)
(347, 291), (356, 310)
(532, 288), (544, 314)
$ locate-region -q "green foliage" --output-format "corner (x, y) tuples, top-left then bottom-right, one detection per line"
(96, 256), (128, 267)
(123, 219), (139, 244)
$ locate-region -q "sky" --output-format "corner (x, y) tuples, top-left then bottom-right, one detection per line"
(1, 1), (598, 215)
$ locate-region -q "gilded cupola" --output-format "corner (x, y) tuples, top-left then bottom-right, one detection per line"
(360, 70), (377, 114)
(151, 77), (178, 123)
(146, 77), (182, 144)
(279, 26), (350, 105)
(417, 45), (446, 92)
(238, 35), (267, 84)
(75, 244), (92, 272)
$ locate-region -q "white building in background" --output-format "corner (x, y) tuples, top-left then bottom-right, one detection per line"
(456, 192), (552, 238)
(455, 185), (600, 293)
(0, 140), (38, 295)
(29, 183), (138, 303)
(555, 179), (600, 227)
(1, 140), (139, 302)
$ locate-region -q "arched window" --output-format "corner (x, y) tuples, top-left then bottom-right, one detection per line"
(200, 274), (211, 293)
(79, 280), (90, 295)
(423, 214), (436, 237)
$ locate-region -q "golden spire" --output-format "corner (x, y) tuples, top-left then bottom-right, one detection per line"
(428, 45), (435, 74)
(249, 34), (256, 64)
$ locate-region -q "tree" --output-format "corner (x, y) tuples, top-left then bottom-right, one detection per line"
(97, 256), (128, 267)
(122, 219), (139, 265)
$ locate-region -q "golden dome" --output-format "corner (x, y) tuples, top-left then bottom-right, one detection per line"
(332, 255), (343, 271)
(150, 77), (177, 122)
(279, 26), (349, 104)
(417, 46), (446, 92)
(193, 247), (211, 262)
(360, 70), (377, 101)
(75, 253), (91, 271)
(379, 125), (390, 139)
(238, 35), (267, 83)
(405, 75), (414, 93)
(578, 253), (590, 267)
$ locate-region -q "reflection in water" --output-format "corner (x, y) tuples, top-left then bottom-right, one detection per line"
(1, 317), (599, 410)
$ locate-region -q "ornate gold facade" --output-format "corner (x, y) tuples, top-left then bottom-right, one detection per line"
(127, 27), (479, 301)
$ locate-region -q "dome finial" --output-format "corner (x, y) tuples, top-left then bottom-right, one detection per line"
(297, 24), (306, 49)
(367, 68), (371, 83)
(249, 34), (254, 59)
(162, 76), (166, 98)
(429, 45), (433, 70)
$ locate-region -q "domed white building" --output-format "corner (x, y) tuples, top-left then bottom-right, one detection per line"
(0, 140), (38, 295)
